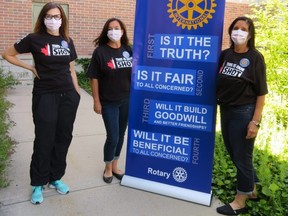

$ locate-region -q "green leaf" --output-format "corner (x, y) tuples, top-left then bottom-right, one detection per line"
(269, 183), (280, 192)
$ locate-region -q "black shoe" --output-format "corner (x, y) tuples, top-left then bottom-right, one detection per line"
(103, 171), (113, 183)
(112, 171), (124, 180)
(216, 204), (248, 215)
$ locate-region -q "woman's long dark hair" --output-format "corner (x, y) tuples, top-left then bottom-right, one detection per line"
(34, 2), (70, 42)
(228, 16), (255, 49)
(93, 18), (129, 47)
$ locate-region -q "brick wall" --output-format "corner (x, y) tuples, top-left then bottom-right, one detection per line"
(0, 0), (251, 80)
(222, 2), (251, 49)
(0, 0), (136, 57)
(0, 1), (33, 54)
(0, 0), (251, 56)
(68, 0), (136, 55)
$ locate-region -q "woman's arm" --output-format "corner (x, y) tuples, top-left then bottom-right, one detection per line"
(252, 95), (265, 123)
(70, 61), (81, 95)
(2, 46), (39, 79)
(90, 78), (101, 114)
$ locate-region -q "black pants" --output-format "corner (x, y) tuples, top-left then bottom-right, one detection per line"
(220, 104), (259, 194)
(30, 90), (80, 186)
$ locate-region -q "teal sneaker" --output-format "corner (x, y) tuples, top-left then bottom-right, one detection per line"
(31, 186), (44, 205)
(49, 180), (69, 194)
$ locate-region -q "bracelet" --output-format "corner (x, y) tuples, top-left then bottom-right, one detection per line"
(251, 120), (260, 128)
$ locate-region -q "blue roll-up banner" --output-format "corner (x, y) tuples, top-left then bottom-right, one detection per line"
(121, 0), (226, 206)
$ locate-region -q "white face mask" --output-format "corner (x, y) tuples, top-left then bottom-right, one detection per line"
(44, 18), (62, 32)
(107, 29), (122, 42)
(231, 29), (249, 45)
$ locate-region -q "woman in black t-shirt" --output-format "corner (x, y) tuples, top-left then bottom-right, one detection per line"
(87, 18), (132, 184)
(216, 17), (268, 215)
(2, 2), (80, 205)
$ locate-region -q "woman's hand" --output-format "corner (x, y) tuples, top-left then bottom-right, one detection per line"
(30, 66), (40, 79)
(246, 121), (259, 139)
(94, 101), (102, 114)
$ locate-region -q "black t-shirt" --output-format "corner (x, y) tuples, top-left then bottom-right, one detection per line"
(14, 32), (77, 94)
(87, 44), (132, 102)
(216, 48), (268, 106)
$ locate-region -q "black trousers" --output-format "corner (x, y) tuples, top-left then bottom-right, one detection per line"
(30, 90), (80, 186)
(220, 104), (259, 194)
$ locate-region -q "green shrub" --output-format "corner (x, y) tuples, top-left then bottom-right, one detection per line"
(76, 58), (92, 94)
(0, 69), (18, 188)
(213, 104), (288, 216)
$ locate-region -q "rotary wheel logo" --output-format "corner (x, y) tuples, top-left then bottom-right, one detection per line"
(167, 0), (217, 30)
(172, 167), (188, 183)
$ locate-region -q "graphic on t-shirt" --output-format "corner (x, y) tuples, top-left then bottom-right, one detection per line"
(123, 51), (130, 58)
(52, 44), (70, 56)
(107, 51), (132, 70)
(107, 58), (116, 69)
(221, 61), (245, 78)
(41, 44), (51, 56)
(40, 42), (70, 56)
(239, 58), (250, 67)
(61, 40), (69, 48)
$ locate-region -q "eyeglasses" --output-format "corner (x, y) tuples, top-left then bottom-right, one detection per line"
(45, 14), (62, 20)
(108, 27), (121, 31)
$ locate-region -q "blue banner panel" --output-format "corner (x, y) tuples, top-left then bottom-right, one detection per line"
(122, 0), (226, 206)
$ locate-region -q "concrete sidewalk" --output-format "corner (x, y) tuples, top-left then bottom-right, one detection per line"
(0, 84), (221, 216)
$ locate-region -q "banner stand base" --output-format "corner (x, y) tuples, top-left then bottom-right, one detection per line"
(121, 175), (212, 206)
